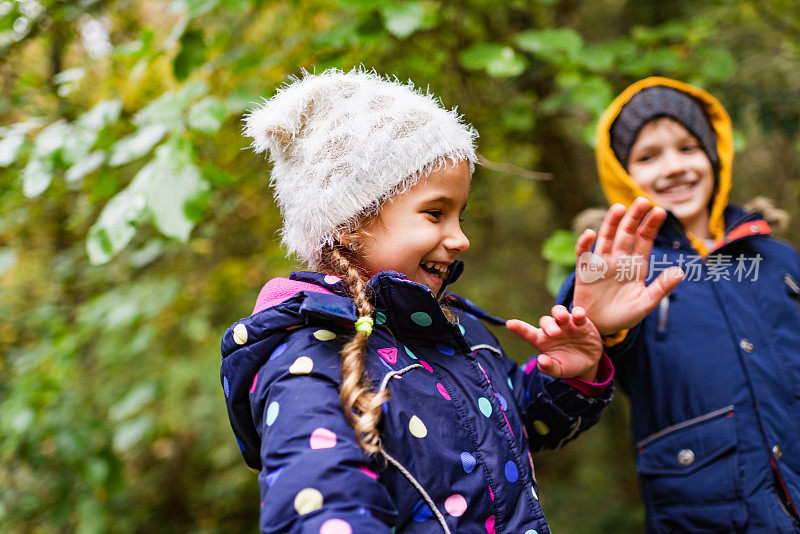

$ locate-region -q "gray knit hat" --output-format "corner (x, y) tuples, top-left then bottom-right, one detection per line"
(609, 86), (719, 171)
(244, 68), (478, 267)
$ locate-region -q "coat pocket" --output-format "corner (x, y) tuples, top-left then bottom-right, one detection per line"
(636, 406), (746, 532)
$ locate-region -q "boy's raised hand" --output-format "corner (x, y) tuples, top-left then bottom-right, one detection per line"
(573, 197), (684, 336)
(506, 305), (602, 381)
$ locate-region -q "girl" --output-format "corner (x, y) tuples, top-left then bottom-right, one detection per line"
(221, 69), (674, 533)
(560, 77), (800, 532)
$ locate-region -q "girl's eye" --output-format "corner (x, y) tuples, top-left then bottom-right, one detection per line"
(424, 210), (443, 219)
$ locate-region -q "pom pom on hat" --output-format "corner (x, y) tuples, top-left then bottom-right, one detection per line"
(244, 68), (478, 266)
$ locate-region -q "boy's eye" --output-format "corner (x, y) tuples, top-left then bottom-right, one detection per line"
(681, 144), (699, 152)
(634, 153), (654, 163)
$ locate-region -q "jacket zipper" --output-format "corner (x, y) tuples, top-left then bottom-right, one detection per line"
(786, 274), (800, 310)
(656, 297), (669, 334)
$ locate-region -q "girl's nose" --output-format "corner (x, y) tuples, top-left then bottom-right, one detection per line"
(445, 224), (470, 253)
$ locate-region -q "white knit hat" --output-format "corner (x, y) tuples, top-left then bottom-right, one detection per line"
(243, 68), (478, 267)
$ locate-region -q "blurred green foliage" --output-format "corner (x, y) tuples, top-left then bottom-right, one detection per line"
(2, 0), (800, 532)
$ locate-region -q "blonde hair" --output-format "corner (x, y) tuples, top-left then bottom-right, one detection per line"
(318, 244), (390, 455)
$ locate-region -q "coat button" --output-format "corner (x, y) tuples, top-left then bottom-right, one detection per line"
(750, 224), (760, 233)
(672, 240), (681, 249)
(677, 449), (695, 466)
(773, 444), (783, 460)
(739, 339), (754, 353)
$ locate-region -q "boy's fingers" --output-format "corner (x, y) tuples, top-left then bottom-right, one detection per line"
(575, 229), (596, 258)
(612, 198), (650, 253)
(595, 204), (626, 255)
(642, 267), (684, 312)
(632, 206), (666, 258)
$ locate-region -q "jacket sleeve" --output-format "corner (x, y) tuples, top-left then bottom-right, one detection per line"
(250, 329), (397, 533)
(506, 352), (614, 453)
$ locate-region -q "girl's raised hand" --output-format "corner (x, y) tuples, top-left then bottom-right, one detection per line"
(573, 197), (684, 336)
(506, 305), (602, 381)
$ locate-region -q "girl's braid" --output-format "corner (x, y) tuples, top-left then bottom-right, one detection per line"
(322, 245), (390, 454)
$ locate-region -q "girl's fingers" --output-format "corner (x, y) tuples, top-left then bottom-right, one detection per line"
(506, 319), (543, 346)
(551, 305), (570, 326)
(537, 354), (561, 377)
(571, 306), (587, 326)
(538, 315), (560, 337)
(595, 204), (626, 255)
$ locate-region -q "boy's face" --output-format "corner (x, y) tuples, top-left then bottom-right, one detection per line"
(353, 160), (471, 294)
(627, 117), (715, 239)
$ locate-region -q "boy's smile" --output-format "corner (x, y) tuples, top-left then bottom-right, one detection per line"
(627, 117), (715, 239)
(353, 160), (471, 293)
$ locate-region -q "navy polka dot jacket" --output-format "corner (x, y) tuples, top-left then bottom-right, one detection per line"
(221, 265), (613, 533)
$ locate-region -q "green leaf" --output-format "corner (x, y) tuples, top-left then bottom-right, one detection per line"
(109, 383), (158, 421)
(134, 92), (185, 128)
(108, 124), (168, 167)
(515, 28), (584, 60)
(86, 189), (147, 264)
(696, 48), (736, 81)
(0, 247), (17, 276)
(542, 229), (577, 265)
(173, 29), (207, 81)
(380, 2), (425, 39)
(460, 44), (526, 77)
(112, 415), (153, 453)
(132, 138), (209, 241)
(32, 119), (70, 158)
(0, 130), (25, 166)
(187, 96), (227, 134)
(459, 43), (506, 70)
(66, 151), (105, 183)
(21, 156), (54, 198)
(486, 47), (526, 78)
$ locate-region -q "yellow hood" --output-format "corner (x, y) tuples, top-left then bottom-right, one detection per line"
(595, 77), (734, 256)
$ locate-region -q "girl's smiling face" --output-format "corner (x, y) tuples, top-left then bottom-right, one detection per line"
(352, 160), (471, 293)
(627, 117), (715, 239)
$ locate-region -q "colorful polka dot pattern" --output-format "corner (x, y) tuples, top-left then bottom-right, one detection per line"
(413, 501), (433, 522)
(313, 329), (336, 341)
(289, 356), (313, 374)
(294, 488), (323, 515)
(309, 427), (337, 449)
(533, 420), (550, 435)
(319, 519), (353, 534)
(266, 401), (279, 426)
(223, 376), (230, 397)
(436, 383), (451, 400)
(270, 342), (288, 360)
(250, 372), (259, 394)
(320, 518), (352, 534)
(478, 397), (492, 417)
(409, 415), (427, 438)
(404, 346), (417, 359)
(444, 494), (467, 517)
(410, 312), (432, 326)
(436, 343), (455, 355)
(233, 323), (248, 345)
(504, 461), (518, 482)
(485, 515), (496, 533)
(377, 347), (397, 365)
(375, 311), (386, 325)
(461, 452), (477, 473)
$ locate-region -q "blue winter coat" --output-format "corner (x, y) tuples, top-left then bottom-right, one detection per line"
(221, 265), (613, 533)
(559, 207), (800, 533)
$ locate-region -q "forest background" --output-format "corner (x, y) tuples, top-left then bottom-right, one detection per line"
(2, 0), (800, 532)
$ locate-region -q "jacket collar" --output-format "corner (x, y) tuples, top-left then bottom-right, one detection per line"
(288, 260), (471, 351)
(655, 205), (770, 253)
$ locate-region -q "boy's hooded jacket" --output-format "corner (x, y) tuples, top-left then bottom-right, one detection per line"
(221, 266), (613, 533)
(560, 77), (800, 532)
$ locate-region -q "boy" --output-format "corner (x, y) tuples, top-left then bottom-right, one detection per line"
(559, 77), (800, 533)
